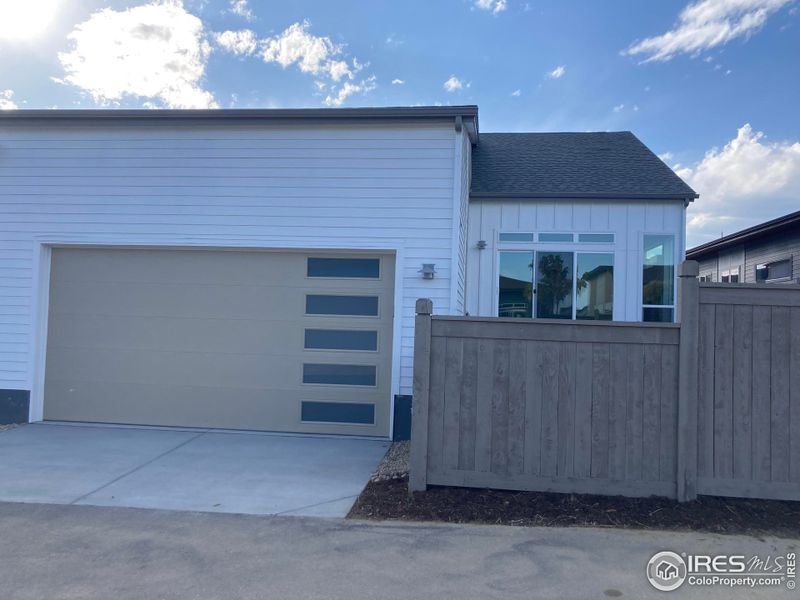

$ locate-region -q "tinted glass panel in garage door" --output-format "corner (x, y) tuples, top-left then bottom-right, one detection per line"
(307, 257), (380, 278)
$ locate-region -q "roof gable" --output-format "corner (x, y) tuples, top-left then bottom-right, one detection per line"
(471, 131), (698, 200)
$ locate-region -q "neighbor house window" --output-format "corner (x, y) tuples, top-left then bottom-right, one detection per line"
(642, 235), (675, 322)
(720, 267), (739, 283)
(699, 273), (714, 283)
(756, 259), (792, 282)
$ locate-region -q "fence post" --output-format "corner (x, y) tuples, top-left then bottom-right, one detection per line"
(676, 260), (700, 501)
(409, 298), (433, 492)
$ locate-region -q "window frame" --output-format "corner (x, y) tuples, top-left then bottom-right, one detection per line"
(641, 232), (678, 323)
(720, 265), (740, 283)
(495, 243), (616, 321)
(755, 257), (793, 283)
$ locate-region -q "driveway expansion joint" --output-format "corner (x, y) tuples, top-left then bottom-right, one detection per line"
(68, 430), (210, 505)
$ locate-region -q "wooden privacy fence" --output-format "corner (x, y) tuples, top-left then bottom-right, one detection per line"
(410, 261), (800, 502)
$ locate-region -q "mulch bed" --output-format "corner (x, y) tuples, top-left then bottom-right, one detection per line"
(348, 476), (800, 539)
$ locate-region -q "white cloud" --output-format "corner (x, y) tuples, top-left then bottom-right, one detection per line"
(385, 34), (403, 47)
(0, 89), (18, 110)
(0, 0), (60, 41)
(443, 75), (464, 92)
(677, 124), (800, 246)
(212, 20), (374, 106)
(511, 89), (521, 96)
(57, 0), (216, 109)
(261, 20), (354, 81)
(658, 151), (674, 162)
(613, 103), (625, 112)
(624, 0), (792, 62)
(324, 76), (376, 107)
(391, 78), (405, 85)
(213, 29), (258, 55)
(228, 0), (254, 21)
(474, 0), (508, 14)
(547, 65), (566, 79)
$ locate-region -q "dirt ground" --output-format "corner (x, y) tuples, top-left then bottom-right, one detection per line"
(349, 475), (800, 539)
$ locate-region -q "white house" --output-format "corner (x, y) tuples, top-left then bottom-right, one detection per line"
(0, 106), (697, 438)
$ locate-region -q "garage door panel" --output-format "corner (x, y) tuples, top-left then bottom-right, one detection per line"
(47, 313), (391, 356)
(46, 344), (385, 389)
(44, 379), (384, 433)
(52, 248), (393, 288)
(44, 248), (394, 435)
(50, 281), (391, 322)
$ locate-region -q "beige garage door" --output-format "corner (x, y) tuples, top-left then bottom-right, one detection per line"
(44, 248), (395, 436)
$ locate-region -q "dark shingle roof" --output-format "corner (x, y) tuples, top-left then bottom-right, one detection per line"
(687, 209), (800, 259)
(471, 132), (698, 200)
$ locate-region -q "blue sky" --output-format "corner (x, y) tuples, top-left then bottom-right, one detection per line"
(1, 0), (798, 246)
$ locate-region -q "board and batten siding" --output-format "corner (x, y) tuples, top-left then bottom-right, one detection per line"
(466, 199), (687, 321)
(0, 120), (469, 403)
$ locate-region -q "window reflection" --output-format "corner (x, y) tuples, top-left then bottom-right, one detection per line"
(643, 235), (675, 322)
(576, 253), (613, 320)
(536, 252), (573, 319)
(498, 252), (533, 318)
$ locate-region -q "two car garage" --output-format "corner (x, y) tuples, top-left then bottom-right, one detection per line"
(42, 248), (395, 437)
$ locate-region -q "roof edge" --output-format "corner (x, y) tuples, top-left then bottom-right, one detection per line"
(0, 105), (480, 143)
(470, 191), (698, 201)
(687, 209), (800, 258)
(0, 105), (477, 121)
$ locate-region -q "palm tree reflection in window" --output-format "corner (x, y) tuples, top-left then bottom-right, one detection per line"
(536, 252), (573, 319)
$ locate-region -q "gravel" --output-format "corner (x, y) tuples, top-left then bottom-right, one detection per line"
(369, 441), (409, 483)
(0, 423), (22, 433)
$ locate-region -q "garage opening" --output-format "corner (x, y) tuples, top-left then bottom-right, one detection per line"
(43, 248), (395, 437)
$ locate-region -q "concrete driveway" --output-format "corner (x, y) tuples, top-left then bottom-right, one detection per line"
(0, 423), (388, 517)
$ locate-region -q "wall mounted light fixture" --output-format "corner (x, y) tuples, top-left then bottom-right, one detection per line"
(419, 263), (436, 280)
(477, 240), (487, 250)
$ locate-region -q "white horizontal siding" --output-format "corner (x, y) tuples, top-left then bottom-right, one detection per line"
(0, 121), (461, 398)
(466, 199), (686, 321)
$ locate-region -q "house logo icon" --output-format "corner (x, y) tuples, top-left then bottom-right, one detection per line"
(647, 551), (687, 592)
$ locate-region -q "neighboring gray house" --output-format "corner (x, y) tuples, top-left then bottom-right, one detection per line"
(687, 210), (800, 284)
(0, 106), (696, 436)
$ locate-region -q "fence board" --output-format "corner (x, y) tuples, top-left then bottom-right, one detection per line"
(713, 304), (734, 480)
(442, 338), (463, 471)
(791, 307), (800, 484)
(523, 341), (543, 476)
(660, 346), (678, 482)
(625, 344), (644, 481)
(507, 340), (527, 475)
(732, 305), (753, 480)
(770, 307), (791, 482)
(427, 337), (447, 476)
(557, 342), (576, 477)
(643, 344), (662, 481)
(573, 343), (593, 479)
(540, 342), (559, 477)
(490, 340), (510, 475)
(697, 303), (715, 479)
(751, 305), (772, 482)
(474, 339), (493, 473)
(609, 344), (628, 481)
(590, 343), (610, 479)
(458, 338), (478, 471)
